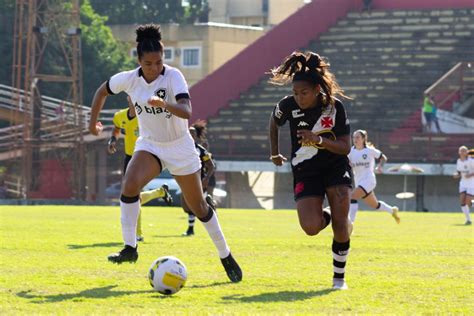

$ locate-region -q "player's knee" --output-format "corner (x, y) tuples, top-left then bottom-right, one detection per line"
(300, 223), (322, 236)
(122, 176), (141, 196)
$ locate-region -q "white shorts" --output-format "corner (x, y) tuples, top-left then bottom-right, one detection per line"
(134, 134), (201, 176)
(355, 177), (376, 196)
(459, 184), (474, 196)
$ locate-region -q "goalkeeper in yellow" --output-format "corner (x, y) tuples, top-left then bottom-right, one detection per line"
(109, 96), (173, 241)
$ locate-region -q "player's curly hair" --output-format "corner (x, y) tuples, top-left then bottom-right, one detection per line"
(135, 24), (163, 58)
(269, 51), (349, 106)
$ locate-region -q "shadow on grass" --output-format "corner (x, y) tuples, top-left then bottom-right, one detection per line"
(452, 224), (472, 227)
(188, 281), (231, 289)
(222, 289), (334, 303)
(17, 285), (171, 303)
(67, 242), (122, 249)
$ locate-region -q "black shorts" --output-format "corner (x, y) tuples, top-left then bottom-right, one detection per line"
(123, 154), (132, 173)
(293, 161), (353, 201)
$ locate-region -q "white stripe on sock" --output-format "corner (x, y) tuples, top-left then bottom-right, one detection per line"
(333, 266), (346, 274)
(333, 253), (348, 262)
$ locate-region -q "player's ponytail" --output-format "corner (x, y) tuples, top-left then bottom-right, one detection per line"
(135, 24), (163, 59)
(269, 51), (349, 106)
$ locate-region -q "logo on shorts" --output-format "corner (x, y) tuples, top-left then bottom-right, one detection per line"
(343, 171), (351, 179)
(135, 103), (143, 115)
(155, 88), (167, 99)
(295, 182), (305, 195)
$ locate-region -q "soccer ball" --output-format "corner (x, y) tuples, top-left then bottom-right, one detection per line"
(148, 256), (187, 295)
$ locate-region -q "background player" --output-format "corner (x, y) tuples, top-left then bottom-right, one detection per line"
(181, 126), (216, 236)
(454, 146), (474, 225)
(348, 129), (400, 224)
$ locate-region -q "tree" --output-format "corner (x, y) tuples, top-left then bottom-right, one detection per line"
(0, 0), (134, 109)
(89, 0), (209, 25)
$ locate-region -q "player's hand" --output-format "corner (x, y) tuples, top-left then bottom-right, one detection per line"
(89, 121), (103, 136)
(107, 141), (117, 154)
(148, 96), (167, 108)
(375, 166), (383, 174)
(297, 129), (322, 145)
(270, 154), (287, 166)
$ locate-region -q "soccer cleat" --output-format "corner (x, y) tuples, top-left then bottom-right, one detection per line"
(391, 206), (401, 224)
(136, 236), (144, 242)
(332, 278), (348, 290)
(220, 253), (243, 283)
(161, 184), (173, 206)
(181, 227), (195, 236)
(107, 245), (138, 264)
(465, 220), (472, 225)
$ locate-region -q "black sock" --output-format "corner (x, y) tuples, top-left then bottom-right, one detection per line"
(332, 239), (350, 279)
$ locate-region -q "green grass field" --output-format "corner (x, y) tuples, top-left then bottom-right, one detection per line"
(0, 206), (473, 314)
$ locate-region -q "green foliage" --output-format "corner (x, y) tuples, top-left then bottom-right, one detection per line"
(89, 0), (209, 25)
(0, 206), (472, 314)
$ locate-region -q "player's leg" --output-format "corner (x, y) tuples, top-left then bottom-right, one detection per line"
(108, 151), (161, 264)
(174, 171), (242, 282)
(136, 209), (143, 242)
(460, 192), (472, 225)
(326, 185), (352, 290)
(349, 186), (365, 223)
(364, 192), (400, 224)
(296, 197), (328, 236)
(140, 185), (173, 205)
(180, 194), (195, 236)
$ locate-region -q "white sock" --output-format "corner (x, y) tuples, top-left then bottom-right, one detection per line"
(461, 205), (471, 222)
(349, 202), (358, 223)
(377, 201), (393, 214)
(120, 199), (140, 248)
(200, 210), (230, 259)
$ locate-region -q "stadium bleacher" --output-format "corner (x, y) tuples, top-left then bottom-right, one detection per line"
(207, 9), (474, 162)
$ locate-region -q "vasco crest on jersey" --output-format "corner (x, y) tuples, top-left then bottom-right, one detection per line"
(155, 88), (167, 99)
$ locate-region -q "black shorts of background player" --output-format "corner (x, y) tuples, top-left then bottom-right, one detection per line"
(268, 51), (353, 290)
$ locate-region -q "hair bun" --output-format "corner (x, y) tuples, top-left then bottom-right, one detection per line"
(136, 24), (162, 43)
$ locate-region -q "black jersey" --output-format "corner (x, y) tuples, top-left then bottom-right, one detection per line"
(195, 143), (213, 179)
(272, 95), (350, 179)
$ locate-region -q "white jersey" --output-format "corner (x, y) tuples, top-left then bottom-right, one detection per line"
(348, 146), (382, 185)
(456, 157), (474, 188)
(107, 65), (190, 143)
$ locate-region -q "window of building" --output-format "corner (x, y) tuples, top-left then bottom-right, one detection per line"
(181, 47), (201, 67)
(164, 48), (174, 61)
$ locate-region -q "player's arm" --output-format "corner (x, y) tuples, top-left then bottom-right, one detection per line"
(107, 127), (121, 154)
(89, 81), (110, 135)
(317, 134), (351, 155)
(269, 115), (287, 166)
(375, 153), (387, 173)
(148, 96), (192, 119)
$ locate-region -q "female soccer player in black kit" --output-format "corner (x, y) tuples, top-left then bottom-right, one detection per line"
(269, 51), (353, 290)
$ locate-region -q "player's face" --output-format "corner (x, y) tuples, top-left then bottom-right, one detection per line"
(292, 81), (320, 109)
(459, 148), (468, 158)
(138, 51), (164, 83)
(353, 132), (364, 148)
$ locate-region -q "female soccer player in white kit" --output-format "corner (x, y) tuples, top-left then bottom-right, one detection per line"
(348, 130), (400, 224)
(454, 146), (474, 225)
(88, 24), (242, 282)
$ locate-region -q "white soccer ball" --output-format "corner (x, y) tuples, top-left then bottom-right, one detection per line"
(148, 256), (187, 295)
